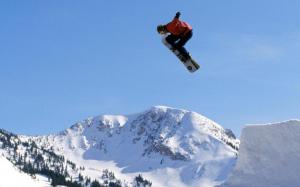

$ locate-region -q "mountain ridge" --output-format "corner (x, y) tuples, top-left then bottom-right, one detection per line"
(30, 106), (239, 186)
(1, 106), (239, 187)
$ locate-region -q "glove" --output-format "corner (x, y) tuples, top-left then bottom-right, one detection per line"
(175, 12), (181, 18)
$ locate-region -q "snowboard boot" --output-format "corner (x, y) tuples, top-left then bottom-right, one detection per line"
(185, 53), (192, 60)
(179, 53), (191, 62)
(170, 46), (177, 52)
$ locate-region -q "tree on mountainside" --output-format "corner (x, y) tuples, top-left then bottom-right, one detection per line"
(134, 174), (152, 187)
(90, 180), (104, 187)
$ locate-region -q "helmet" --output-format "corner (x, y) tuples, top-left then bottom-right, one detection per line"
(157, 25), (167, 34)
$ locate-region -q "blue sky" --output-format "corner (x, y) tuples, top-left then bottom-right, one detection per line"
(1, 1), (300, 136)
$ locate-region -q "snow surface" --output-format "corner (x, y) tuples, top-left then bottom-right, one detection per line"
(0, 155), (51, 187)
(30, 106), (238, 187)
(221, 120), (300, 187)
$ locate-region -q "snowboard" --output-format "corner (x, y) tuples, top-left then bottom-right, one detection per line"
(162, 36), (200, 73)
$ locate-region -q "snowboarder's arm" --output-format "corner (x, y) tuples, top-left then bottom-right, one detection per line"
(174, 12), (181, 19)
(166, 12), (181, 29)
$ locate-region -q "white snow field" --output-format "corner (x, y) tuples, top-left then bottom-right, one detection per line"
(221, 120), (300, 187)
(0, 155), (51, 187)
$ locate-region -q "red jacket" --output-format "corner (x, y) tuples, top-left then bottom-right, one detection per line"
(166, 18), (192, 36)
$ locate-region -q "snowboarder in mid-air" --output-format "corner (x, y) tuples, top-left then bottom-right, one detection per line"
(157, 12), (199, 73)
(157, 12), (193, 60)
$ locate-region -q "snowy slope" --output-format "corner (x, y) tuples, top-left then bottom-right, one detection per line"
(29, 106), (239, 187)
(0, 155), (51, 187)
(221, 120), (300, 187)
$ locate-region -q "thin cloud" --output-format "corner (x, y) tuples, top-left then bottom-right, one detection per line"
(235, 34), (283, 62)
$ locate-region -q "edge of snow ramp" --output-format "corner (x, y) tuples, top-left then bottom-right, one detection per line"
(220, 120), (300, 187)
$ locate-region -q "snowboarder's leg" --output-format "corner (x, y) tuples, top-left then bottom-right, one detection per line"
(175, 31), (193, 59)
(166, 34), (180, 51)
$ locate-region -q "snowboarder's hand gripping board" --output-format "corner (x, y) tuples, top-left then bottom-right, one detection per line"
(161, 35), (200, 73)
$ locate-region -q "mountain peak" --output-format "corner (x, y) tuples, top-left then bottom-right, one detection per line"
(148, 105), (188, 112)
(1, 106), (239, 187)
(64, 106), (239, 152)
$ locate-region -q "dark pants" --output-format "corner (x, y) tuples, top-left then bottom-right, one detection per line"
(166, 30), (193, 59)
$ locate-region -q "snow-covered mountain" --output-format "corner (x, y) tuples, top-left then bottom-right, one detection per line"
(0, 128), (88, 187)
(221, 120), (300, 187)
(26, 106), (239, 187)
(2, 106), (299, 187)
(0, 106), (239, 187)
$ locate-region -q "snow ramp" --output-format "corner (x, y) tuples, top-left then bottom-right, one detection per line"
(221, 120), (300, 187)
